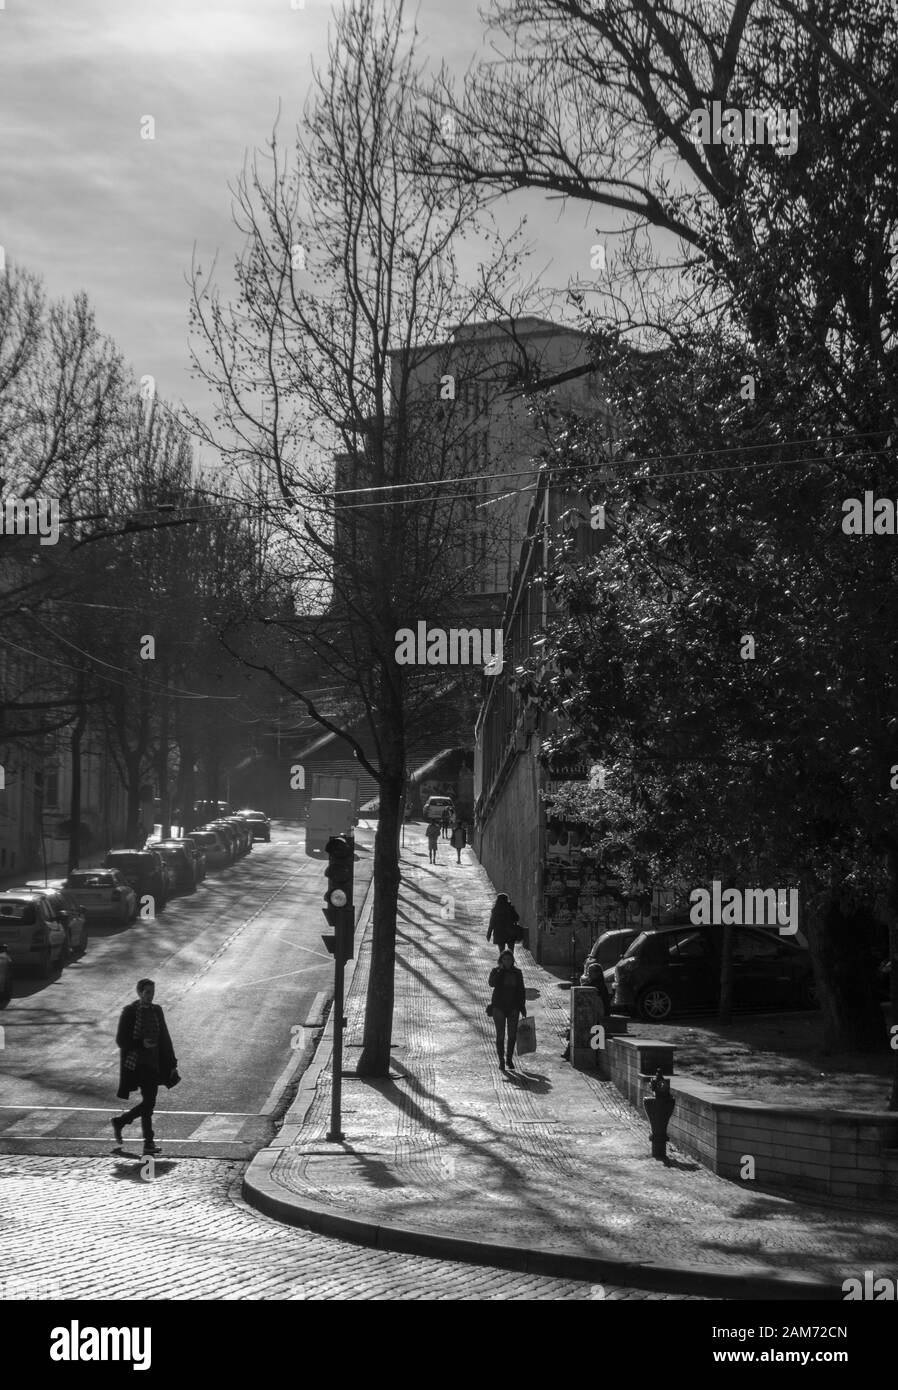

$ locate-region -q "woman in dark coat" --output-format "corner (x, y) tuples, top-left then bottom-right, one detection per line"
(486, 893), (520, 951)
(488, 949), (527, 1071)
(112, 979), (178, 1155)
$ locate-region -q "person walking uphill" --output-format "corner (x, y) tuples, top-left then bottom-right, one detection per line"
(111, 979), (179, 1155)
(425, 818), (441, 864)
(450, 820), (467, 864)
(486, 892), (521, 951)
(488, 949), (527, 1071)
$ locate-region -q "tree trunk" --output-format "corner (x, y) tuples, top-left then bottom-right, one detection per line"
(882, 843), (898, 1110)
(717, 918), (734, 1025)
(158, 693), (170, 838)
(356, 767), (404, 1077)
(125, 759), (142, 848)
(177, 739), (196, 834)
(67, 696), (87, 874)
(803, 882), (886, 1055)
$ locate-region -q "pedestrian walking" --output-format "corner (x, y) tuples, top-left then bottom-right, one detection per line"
(450, 820), (467, 864)
(425, 818), (441, 863)
(487, 949), (527, 1071)
(486, 892), (521, 951)
(111, 979), (179, 1155)
(441, 805), (453, 840)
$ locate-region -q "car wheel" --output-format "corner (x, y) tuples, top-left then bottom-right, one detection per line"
(636, 985), (674, 1022)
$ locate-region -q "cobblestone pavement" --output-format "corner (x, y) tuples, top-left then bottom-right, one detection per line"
(0, 1155), (706, 1300)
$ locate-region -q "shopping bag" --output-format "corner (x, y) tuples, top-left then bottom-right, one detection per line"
(516, 1016), (536, 1055)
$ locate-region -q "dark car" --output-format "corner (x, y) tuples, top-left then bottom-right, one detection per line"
(152, 843), (197, 894)
(104, 850), (172, 914)
(190, 829), (230, 872)
(584, 928), (642, 975)
(194, 799), (231, 822)
(608, 924), (817, 1022)
(200, 822), (238, 863)
(222, 817), (253, 855)
(146, 836), (206, 884)
(24, 882), (89, 958)
(234, 809), (271, 842)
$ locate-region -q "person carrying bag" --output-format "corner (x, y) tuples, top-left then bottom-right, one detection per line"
(488, 949), (527, 1072)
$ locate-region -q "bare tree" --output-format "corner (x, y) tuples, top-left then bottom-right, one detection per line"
(189, 0), (530, 1074)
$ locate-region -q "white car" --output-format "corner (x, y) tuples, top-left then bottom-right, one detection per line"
(0, 891), (68, 976)
(422, 796), (454, 821)
(63, 869), (138, 924)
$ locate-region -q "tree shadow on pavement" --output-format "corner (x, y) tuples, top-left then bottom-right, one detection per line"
(351, 1069), (575, 1230)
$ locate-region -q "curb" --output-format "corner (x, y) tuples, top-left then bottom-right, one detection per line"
(243, 1143), (842, 1299)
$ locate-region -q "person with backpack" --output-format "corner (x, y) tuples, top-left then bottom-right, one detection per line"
(450, 820), (468, 864)
(425, 818), (441, 864)
(486, 892), (522, 951)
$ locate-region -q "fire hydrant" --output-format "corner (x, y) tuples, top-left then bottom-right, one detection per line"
(642, 1068), (675, 1161)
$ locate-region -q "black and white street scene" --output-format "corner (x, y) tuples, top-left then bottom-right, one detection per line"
(2, 0), (898, 1342)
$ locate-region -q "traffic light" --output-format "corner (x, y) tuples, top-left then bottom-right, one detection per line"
(322, 834), (355, 960)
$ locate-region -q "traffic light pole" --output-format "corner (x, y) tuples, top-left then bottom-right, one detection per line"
(327, 940), (345, 1143)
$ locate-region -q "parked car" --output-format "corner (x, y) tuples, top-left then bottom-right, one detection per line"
(104, 850), (173, 913)
(208, 818), (251, 858)
(608, 924), (817, 1022)
(422, 796), (454, 822)
(200, 821), (239, 863)
(64, 869), (138, 924)
(222, 817), (253, 855)
(24, 882), (89, 957)
(146, 835), (207, 883)
(584, 928), (642, 975)
(190, 829), (230, 872)
(152, 844), (197, 894)
(0, 891), (68, 976)
(234, 809), (271, 842)
(194, 799), (231, 821)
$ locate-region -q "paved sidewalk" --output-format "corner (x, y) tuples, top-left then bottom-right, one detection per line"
(244, 832), (898, 1300)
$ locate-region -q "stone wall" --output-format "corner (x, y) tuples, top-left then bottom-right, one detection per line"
(475, 750), (541, 949)
(606, 1035), (898, 1198)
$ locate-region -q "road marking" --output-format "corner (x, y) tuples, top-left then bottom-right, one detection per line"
(238, 964), (332, 988)
(276, 938), (333, 958)
(4, 1112), (66, 1135)
(188, 1113), (248, 1142)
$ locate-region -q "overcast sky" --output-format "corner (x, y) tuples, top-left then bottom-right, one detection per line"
(1, 0), (623, 430)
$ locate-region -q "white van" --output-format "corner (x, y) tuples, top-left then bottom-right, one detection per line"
(306, 798), (355, 854)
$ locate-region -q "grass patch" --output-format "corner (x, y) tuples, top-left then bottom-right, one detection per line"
(646, 1011), (895, 1111)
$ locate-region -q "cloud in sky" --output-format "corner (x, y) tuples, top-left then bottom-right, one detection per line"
(1, 0), (629, 430)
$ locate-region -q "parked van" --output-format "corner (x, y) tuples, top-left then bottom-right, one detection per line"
(306, 798), (355, 854)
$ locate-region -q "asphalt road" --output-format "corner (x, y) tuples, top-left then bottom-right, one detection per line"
(0, 820), (375, 1158)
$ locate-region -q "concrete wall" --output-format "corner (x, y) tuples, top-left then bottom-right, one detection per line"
(476, 749), (541, 948)
(607, 1035), (898, 1199)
